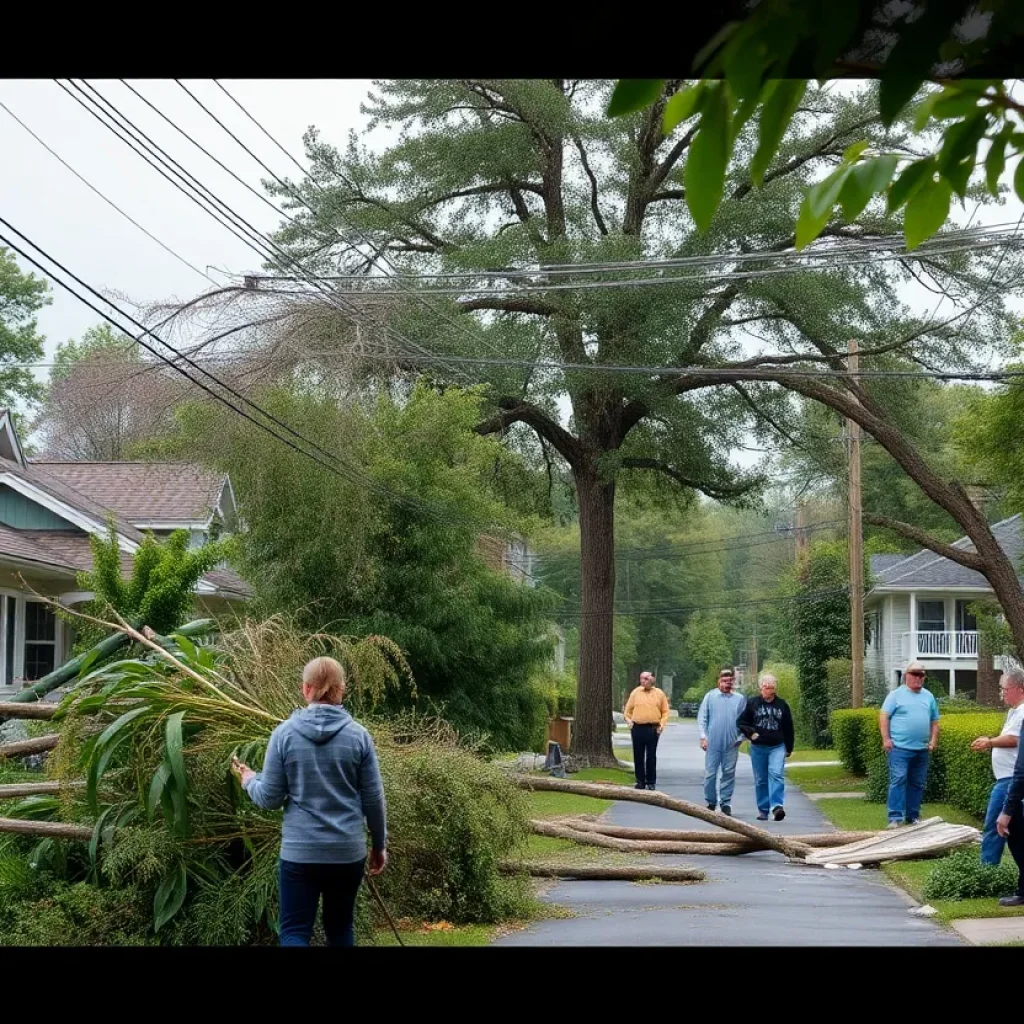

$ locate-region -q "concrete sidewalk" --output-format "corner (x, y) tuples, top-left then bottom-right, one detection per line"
(496, 721), (962, 946)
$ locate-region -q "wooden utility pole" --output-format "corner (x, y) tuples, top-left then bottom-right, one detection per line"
(847, 339), (864, 709)
(750, 634), (758, 685)
(795, 501), (808, 564)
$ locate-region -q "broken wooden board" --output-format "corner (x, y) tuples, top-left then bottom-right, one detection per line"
(801, 816), (980, 867)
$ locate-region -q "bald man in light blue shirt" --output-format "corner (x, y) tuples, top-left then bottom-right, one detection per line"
(698, 666), (746, 816)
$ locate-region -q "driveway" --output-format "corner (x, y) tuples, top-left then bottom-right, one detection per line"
(496, 720), (962, 945)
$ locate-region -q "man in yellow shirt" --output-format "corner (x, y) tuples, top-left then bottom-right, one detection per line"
(624, 672), (670, 790)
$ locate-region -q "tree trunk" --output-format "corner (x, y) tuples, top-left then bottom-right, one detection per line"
(0, 781), (83, 799)
(512, 775), (813, 857)
(553, 818), (879, 847)
(0, 817), (92, 841)
(0, 735), (59, 759)
(0, 703), (57, 719)
(529, 819), (748, 855)
(573, 466), (618, 766)
(503, 862), (705, 882)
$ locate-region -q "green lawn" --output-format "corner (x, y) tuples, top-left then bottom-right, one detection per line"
(814, 797), (981, 832)
(785, 764), (867, 792)
(788, 748), (837, 762)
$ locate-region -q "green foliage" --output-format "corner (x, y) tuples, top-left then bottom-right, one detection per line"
(682, 685), (709, 702)
(794, 541), (853, 747)
(922, 848), (1019, 902)
(825, 657), (888, 714)
(71, 523), (232, 652)
(136, 383), (557, 753)
(684, 612), (732, 685)
(0, 246), (49, 410)
(608, 5), (1024, 248)
(831, 707), (877, 776)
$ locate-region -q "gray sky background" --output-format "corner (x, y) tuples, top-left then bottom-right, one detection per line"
(2, 79), (1023, 473)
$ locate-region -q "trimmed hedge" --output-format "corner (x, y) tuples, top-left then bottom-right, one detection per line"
(830, 707), (1005, 817)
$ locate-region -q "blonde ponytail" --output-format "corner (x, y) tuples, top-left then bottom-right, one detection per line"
(302, 656), (347, 704)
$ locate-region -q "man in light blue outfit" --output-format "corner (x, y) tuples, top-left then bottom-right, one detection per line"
(880, 661), (940, 829)
(698, 666), (746, 816)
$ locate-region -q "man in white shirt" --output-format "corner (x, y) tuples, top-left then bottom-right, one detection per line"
(971, 668), (1024, 865)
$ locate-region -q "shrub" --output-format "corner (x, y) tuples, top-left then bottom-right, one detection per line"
(826, 659), (888, 714)
(682, 685), (708, 702)
(922, 848), (1018, 901)
(831, 708), (876, 776)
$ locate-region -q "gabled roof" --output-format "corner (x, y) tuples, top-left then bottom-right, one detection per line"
(29, 462), (229, 526)
(868, 514), (1023, 591)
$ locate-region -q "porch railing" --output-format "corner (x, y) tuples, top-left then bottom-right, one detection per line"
(899, 630), (979, 659)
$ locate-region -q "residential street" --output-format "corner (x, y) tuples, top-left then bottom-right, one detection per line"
(495, 720), (963, 946)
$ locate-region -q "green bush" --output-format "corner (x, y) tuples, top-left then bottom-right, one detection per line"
(922, 848), (1018, 901)
(826, 659), (889, 714)
(936, 696), (983, 714)
(831, 708), (876, 776)
(682, 685), (708, 702)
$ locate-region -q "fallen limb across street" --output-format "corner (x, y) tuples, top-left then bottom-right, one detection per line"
(529, 819), (745, 855)
(503, 861), (705, 882)
(510, 775), (813, 858)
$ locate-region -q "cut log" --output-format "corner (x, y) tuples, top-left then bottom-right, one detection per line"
(529, 820), (747, 855)
(502, 861), (705, 882)
(0, 703), (57, 720)
(803, 817), (981, 866)
(0, 735), (59, 759)
(0, 781), (85, 799)
(552, 818), (879, 848)
(511, 775), (812, 858)
(0, 817), (92, 841)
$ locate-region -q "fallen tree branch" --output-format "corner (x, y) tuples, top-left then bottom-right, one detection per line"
(511, 775), (812, 858)
(553, 818), (879, 848)
(0, 781), (85, 799)
(0, 817), (92, 841)
(529, 820), (745, 855)
(0, 703), (57, 720)
(0, 735), (60, 759)
(502, 861), (705, 882)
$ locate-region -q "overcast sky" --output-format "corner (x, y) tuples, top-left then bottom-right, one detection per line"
(2, 79), (1023, 475)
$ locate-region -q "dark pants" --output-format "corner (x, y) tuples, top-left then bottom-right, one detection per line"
(1007, 799), (1024, 898)
(278, 857), (366, 947)
(632, 723), (659, 787)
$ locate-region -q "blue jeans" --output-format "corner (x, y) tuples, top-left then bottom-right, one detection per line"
(886, 747), (930, 824)
(749, 743), (786, 813)
(278, 858), (366, 947)
(981, 777), (1011, 865)
(704, 743), (740, 807)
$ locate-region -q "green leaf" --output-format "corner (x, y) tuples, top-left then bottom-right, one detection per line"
(723, 28), (766, 102)
(89, 804), (116, 871)
(662, 86), (702, 135)
(838, 155), (899, 221)
(940, 115), (988, 170)
(887, 158), (937, 213)
(843, 140), (869, 164)
(879, 78), (926, 127)
(147, 761), (173, 820)
(86, 705), (151, 810)
(795, 195), (829, 250)
(684, 84), (732, 232)
(807, 165), (852, 220)
(913, 92), (940, 132)
(153, 862), (188, 933)
(943, 158), (973, 200)
(932, 91), (983, 120)
(904, 178), (952, 250)
(750, 80), (806, 186)
(171, 633), (199, 664)
(1016, 156), (1024, 204)
(607, 80), (665, 118)
(165, 711), (187, 797)
(692, 21), (742, 72)
(986, 134), (1008, 194)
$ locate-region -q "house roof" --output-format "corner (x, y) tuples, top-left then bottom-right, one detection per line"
(29, 462), (228, 525)
(868, 514), (1023, 592)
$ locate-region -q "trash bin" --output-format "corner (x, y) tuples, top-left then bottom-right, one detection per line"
(548, 716), (573, 752)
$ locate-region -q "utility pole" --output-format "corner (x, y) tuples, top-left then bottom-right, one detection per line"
(795, 501), (808, 564)
(847, 339), (864, 709)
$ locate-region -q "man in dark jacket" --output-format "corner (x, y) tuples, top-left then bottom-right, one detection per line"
(996, 711), (1024, 906)
(738, 673), (795, 821)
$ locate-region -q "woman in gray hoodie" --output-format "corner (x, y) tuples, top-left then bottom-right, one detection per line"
(232, 656), (388, 946)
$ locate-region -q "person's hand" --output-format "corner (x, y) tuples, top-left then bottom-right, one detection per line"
(883, 738), (894, 753)
(700, 738), (708, 751)
(625, 718), (633, 729)
(368, 848), (388, 876)
(657, 725), (664, 735)
(927, 739), (937, 753)
(231, 756), (254, 787)
(997, 813), (1012, 838)
(750, 732), (759, 742)
(971, 737), (991, 753)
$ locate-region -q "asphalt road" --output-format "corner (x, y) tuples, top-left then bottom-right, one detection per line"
(495, 720), (963, 946)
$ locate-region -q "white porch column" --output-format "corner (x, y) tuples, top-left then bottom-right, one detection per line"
(950, 665), (956, 697)
(909, 592), (917, 660)
(948, 596), (957, 661)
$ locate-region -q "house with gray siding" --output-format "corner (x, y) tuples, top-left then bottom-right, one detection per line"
(0, 410), (249, 695)
(865, 514), (1023, 699)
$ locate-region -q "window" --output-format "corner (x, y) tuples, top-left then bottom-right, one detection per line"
(917, 600), (946, 632)
(955, 601), (978, 632)
(23, 601), (56, 681)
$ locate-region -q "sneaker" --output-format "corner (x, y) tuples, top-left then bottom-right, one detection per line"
(707, 803), (716, 811)
(907, 819), (921, 825)
(646, 784), (656, 790)
(999, 894), (1024, 907)
(757, 812), (769, 821)
(721, 805), (732, 816)
(634, 783), (645, 790)
(886, 821), (902, 830)
(772, 806), (786, 821)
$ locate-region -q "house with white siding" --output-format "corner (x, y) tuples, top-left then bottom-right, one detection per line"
(864, 514), (1023, 700)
